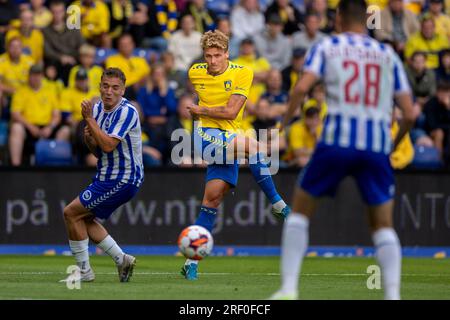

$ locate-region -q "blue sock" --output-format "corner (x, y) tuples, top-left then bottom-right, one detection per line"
(249, 153), (282, 204)
(194, 206), (218, 232)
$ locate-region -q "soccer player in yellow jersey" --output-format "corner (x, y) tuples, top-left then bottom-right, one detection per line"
(181, 30), (291, 280)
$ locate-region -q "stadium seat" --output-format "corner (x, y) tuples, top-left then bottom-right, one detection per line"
(35, 139), (73, 166)
(95, 48), (118, 65)
(410, 145), (443, 169)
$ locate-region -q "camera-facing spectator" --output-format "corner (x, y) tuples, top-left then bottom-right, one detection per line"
(180, 0), (217, 34)
(143, 0), (178, 52)
(0, 37), (34, 99)
(253, 14), (292, 70)
(405, 51), (437, 107)
(6, 9), (44, 63)
(60, 68), (99, 166)
(137, 63), (178, 161)
(423, 81), (450, 164)
(264, 0), (304, 35)
(282, 48), (306, 92)
(405, 15), (450, 69)
(107, 0), (148, 48)
(43, 0), (84, 85)
(71, 0), (111, 47)
(287, 105), (323, 167)
(292, 12), (326, 52)
(230, 0), (265, 43)
(168, 14), (202, 72)
(105, 33), (150, 100)
(436, 48), (450, 83)
(374, 0), (420, 57)
(9, 64), (67, 166)
(68, 44), (103, 96)
(425, 0), (450, 41)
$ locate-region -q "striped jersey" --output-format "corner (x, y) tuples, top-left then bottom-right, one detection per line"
(92, 97), (144, 186)
(303, 32), (411, 154)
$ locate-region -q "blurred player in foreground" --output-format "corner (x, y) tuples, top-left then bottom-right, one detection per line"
(182, 30), (291, 280)
(270, 0), (417, 300)
(62, 68), (144, 282)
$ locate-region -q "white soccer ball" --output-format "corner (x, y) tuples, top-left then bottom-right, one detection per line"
(177, 225), (214, 260)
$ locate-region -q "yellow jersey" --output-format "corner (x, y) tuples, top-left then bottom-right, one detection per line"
(11, 85), (59, 126)
(189, 62), (253, 133)
(390, 121), (414, 169)
(105, 54), (150, 87)
(71, 0), (110, 39)
(288, 120), (323, 152)
(6, 28), (44, 63)
(60, 87), (100, 122)
(0, 53), (34, 93)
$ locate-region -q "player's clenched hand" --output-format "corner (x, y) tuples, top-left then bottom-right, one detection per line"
(187, 104), (201, 120)
(81, 100), (94, 120)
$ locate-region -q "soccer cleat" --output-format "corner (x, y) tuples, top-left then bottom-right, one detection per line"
(59, 268), (95, 283)
(271, 205), (291, 220)
(180, 263), (198, 280)
(117, 254), (136, 282)
(268, 290), (298, 300)
(80, 268), (95, 282)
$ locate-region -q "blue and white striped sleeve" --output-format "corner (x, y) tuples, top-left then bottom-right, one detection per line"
(108, 106), (138, 140)
(392, 52), (411, 96)
(303, 41), (326, 78)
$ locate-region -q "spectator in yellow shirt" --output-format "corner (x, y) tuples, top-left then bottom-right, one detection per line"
(405, 15), (450, 69)
(426, 0), (450, 41)
(0, 37), (34, 97)
(105, 33), (150, 92)
(72, 0), (111, 47)
(30, 0), (53, 29)
(68, 44), (103, 95)
(233, 37), (271, 107)
(288, 106), (323, 167)
(60, 68), (99, 166)
(6, 9), (44, 63)
(9, 64), (67, 166)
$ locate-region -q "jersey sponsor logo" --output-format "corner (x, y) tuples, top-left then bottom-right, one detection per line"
(224, 80), (232, 91)
(82, 190), (92, 201)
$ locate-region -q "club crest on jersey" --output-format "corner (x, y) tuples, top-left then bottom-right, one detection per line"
(82, 190), (92, 201)
(224, 80), (232, 91)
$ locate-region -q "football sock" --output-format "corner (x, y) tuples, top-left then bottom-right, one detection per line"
(97, 235), (124, 266)
(372, 228), (401, 300)
(69, 238), (91, 272)
(249, 153), (282, 204)
(194, 206), (217, 232)
(185, 259), (199, 266)
(280, 213), (309, 294)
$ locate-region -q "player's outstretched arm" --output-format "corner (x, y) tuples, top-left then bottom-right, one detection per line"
(81, 100), (120, 153)
(392, 93), (417, 152)
(281, 72), (318, 131)
(187, 94), (247, 120)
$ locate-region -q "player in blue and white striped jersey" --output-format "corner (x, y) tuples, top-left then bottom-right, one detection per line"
(271, 0), (417, 300)
(62, 68), (143, 283)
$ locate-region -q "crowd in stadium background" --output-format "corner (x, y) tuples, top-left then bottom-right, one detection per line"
(0, 0), (449, 169)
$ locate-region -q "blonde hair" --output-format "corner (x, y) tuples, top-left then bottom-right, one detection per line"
(79, 43), (96, 56)
(200, 30), (229, 51)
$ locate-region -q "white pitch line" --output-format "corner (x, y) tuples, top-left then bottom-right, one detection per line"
(0, 272), (449, 277)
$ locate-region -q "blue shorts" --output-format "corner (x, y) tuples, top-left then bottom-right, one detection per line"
(79, 180), (140, 219)
(194, 127), (239, 187)
(298, 143), (395, 206)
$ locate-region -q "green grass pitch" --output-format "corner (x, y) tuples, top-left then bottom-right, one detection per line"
(0, 256), (449, 300)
